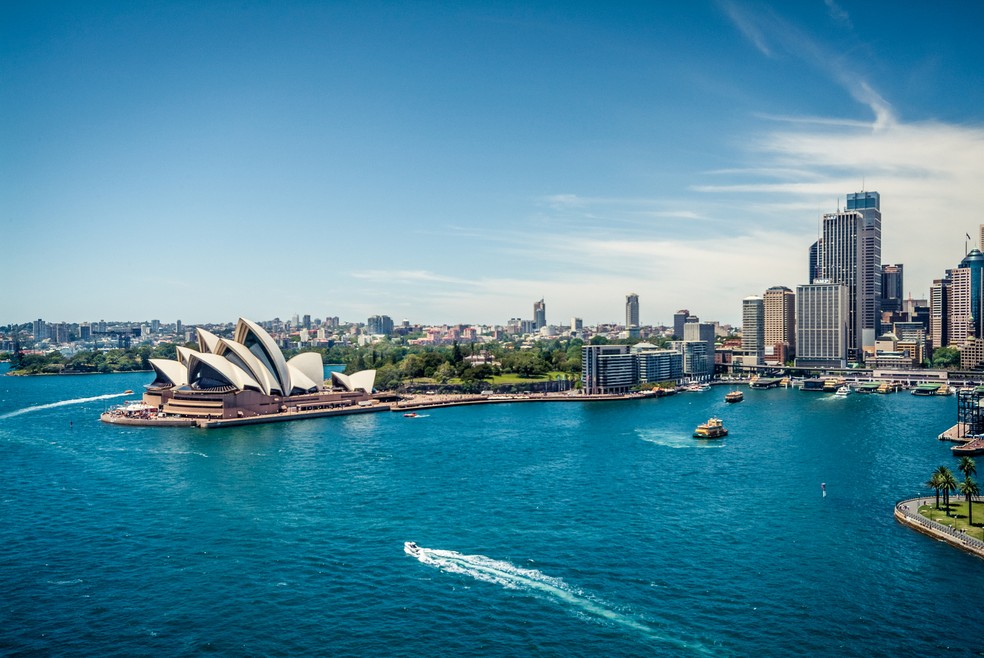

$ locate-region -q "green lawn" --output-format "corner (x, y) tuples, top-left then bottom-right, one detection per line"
(919, 502), (984, 541)
(402, 371), (572, 386)
(488, 371), (570, 385)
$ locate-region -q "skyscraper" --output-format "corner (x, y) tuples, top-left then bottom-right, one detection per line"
(625, 293), (639, 328)
(880, 264), (904, 315)
(795, 281), (848, 368)
(764, 285), (796, 362)
(809, 240), (821, 283)
(818, 191), (881, 360)
(741, 296), (764, 363)
(673, 309), (689, 340)
(533, 299), (546, 330)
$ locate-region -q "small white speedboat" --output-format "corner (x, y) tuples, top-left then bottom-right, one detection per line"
(404, 541), (421, 557)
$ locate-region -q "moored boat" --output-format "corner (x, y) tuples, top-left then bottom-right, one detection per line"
(694, 417), (728, 439)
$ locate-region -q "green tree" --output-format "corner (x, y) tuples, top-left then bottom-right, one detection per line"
(931, 346), (961, 369)
(434, 362), (455, 384)
(935, 465), (958, 514)
(374, 364), (402, 391)
(399, 354), (425, 380)
(927, 472), (944, 509)
(958, 476), (979, 526)
(958, 456), (977, 482)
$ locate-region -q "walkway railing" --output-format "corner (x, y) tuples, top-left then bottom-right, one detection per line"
(895, 497), (984, 554)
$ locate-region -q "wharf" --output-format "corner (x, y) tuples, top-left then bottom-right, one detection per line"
(749, 377), (783, 389)
(101, 403), (390, 429)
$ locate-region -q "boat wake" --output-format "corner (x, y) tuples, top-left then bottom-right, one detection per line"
(0, 392), (131, 420)
(637, 429), (723, 449)
(405, 543), (709, 654)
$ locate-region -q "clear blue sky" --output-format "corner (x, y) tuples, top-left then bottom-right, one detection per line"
(3, 1), (983, 326)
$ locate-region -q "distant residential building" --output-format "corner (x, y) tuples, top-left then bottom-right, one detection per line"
(367, 315), (394, 336)
(625, 293), (639, 329)
(795, 281), (848, 368)
(533, 299), (546, 330)
(764, 285), (795, 364)
(742, 296), (764, 364)
(582, 345), (636, 395)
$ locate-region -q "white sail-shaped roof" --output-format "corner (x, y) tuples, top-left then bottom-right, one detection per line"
(287, 353), (324, 388)
(331, 369), (376, 393)
(176, 346), (199, 366)
(149, 358), (188, 387)
(287, 365), (319, 394)
(196, 328), (221, 354)
(186, 352), (262, 392)
(215, 338), (283, 396)
(234, 318), (290, 395)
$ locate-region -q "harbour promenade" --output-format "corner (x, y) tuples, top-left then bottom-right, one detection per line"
(392, 390), (657, 412)
(895, 497), (984, 560)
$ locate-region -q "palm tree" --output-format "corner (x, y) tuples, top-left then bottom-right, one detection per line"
(939, 467), (959, 515)
(958, 476), (980, 526)
(958, 456), (977, 481)
(927, 472), (944, 510)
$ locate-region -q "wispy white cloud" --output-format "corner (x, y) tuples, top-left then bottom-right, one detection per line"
(824, 0), (852, 29)
(719, 0), (773, 57)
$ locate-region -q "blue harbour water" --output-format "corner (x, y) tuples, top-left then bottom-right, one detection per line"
(2, 363), (983, 656)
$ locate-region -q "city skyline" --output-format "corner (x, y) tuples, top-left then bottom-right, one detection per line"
(3, 2), (983, 325)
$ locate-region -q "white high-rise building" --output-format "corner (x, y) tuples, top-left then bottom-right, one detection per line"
(818, 191), (881, 360)
(795, 281), (848, 368)
(742, 296), (764, 364)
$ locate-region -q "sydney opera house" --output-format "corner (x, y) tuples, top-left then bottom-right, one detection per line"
(105, 318), (377, 426)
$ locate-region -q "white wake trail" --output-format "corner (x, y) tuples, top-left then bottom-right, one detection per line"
(406, 544), (710, 654)
(0, 392), (131, 420)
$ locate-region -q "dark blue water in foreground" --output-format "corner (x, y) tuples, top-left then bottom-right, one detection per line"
(2, 365), (982, 656)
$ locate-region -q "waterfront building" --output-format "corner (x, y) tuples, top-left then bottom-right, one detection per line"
(795, 281), (848, 368)
(135, 317), (376, 423)
(625, 293), (639, 329)
(960, 338), (984, 370)
(533, 299), (546, 330)
(673, 309), (689, 340)
(763, 285), (795, 364)
(741, 296), (764, 365)
(581, 345), (636, 395)
(817, 191), (881, 360)
(683, 321), (715, 378)
(632, 343), (683, 383)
